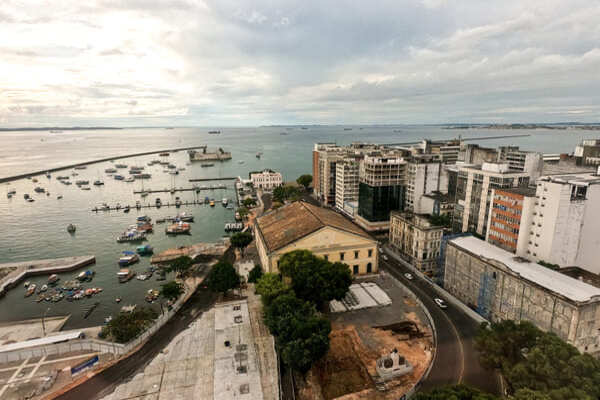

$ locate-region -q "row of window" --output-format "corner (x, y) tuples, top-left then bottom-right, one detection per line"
(323, 249), (374, 261)
(353, 263), (373, 274)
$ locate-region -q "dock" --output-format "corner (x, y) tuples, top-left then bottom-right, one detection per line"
(0, 146), (210, 184)
(132, 185), (229, 194)
(0, 256), (96, 298)
(188, 177), (236, 182)
(91, 200), (218, 212)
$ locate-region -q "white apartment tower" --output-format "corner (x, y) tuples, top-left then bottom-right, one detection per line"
(526, 173), (600, 274)
(335, 158), (360, 212)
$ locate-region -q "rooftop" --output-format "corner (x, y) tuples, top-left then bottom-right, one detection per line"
(450, 236), (600, 303)
(256, 201), (373, 253)
(496, 186), (537, 197)
(391, 211), (443, 230)
(538, 173), (600, 186)
(422, 191), (452, 202)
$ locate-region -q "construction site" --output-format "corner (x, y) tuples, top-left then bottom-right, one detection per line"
(296, 274), (433, 400)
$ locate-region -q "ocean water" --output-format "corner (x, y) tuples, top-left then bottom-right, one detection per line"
(0, 125), (597, 329)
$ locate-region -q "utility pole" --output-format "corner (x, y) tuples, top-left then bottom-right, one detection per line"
(41, 307), (51, 337)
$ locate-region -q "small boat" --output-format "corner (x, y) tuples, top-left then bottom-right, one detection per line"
(121, 304), (137, 313)
(177, 212), (194, 222)
(24, 194), (30, 200)
(67, 224), (76, 233)
(115, 164), (128, 168)
(210, 199), (215, 207)
(125, 177), (135, 182)
(134, 173), (152, 179)
(115, 297), (122, 303)
(27, 198), (35, 202)
(136, 222), (153, 233)
(114, 174), (125, 180)
(93, 180), (104, 185)
(75, 180), (89, 185)
(25, 284), (37, 297)
(47, 274), (60, 284)
(39, 284), (48, 293)
(34, 186), (45, 193)
(256, 152), (262, 158)
(222, 198), (228, 206)
(137, 215), (152, 222)
(104, 316), (113, 324)
(140, 191), (148, 197)
(136, 244), (154, 255)
(117, 269), (136, 283)
(135, 201), (141, 209)
(74, 166), (87, 170)
(118, 251), (140, 266)
(155, 198), (162, 207)
(159, 152), (170, 156)
(77, 270), (95, 282)
(116, 230), (146, 243)
(165, 221), (191, 234)
(208, 130), (220, 134)
(57, 195), (63, 200)
(123, 206), (130, 213)
(200, 163), (214, 168)
(24, 281), (31, 288)
(32, 178), (38, 183)
(145, 289), (160, 303)
(204, 196), (210, 204)
(81, 186), (91, 190)
(238, 160), (245, 164)
(7, 193), (12, 199)
(105, 168), (117, 173)
(136, 273), (150, 281)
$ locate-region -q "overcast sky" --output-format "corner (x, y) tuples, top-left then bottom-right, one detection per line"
(1, 0), (599, 127)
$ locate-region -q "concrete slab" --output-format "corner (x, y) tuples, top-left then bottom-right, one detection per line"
(0, 316), (69, 345)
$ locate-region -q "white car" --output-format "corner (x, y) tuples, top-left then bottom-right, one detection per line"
(404, 273), (413, 280)
(378, 248), (383, 254)
(434, 298), (448, 309)
(382, 255), (388, 261)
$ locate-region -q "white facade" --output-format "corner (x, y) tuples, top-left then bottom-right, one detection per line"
(526, 174), (600, 273)
(498, 147), (544, 180)
(335, 159), (360, 211)
(250, 170), (282, 190)
(406, 161), (445, 213)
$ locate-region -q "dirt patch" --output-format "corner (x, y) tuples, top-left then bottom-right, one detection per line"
(299, 323), (433, 400)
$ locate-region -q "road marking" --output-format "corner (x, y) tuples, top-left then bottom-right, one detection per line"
(0, 357), (29, 398)
(27, 355), (46, 379)
(382, 255), (466, 384)
(0, 352), (99, 373)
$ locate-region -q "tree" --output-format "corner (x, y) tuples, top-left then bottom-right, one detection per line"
(264, 293), (331, 372)
(278, 250), (352, 307)
(101, 307), (158, 343)
(273, 185), (301, 203)
(166, 256), (194, 276)
(237, 206), (249, 218)
(296, 174), (313, 190)
(413, 385), (499, 400)
(475, 320), (541, 370)
(242, 197), (257, 207)
(206, 261), (240, 294)
(255, 273), (290, 306)
(160, 281), (184, 301)
(230, 232), (253, 253)
(247, 264), (263, 283)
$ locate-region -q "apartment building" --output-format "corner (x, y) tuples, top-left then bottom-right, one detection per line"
(486, 187), (536, 256)
(356, 154), (407, 232)
(420, 192), (454, 216)
(574, 139), (600, 166)
(335, 158), (360, 213)
(406, 156), (447, 214)
(526, 173), (600, 274)
(498, 146), (544, 180)
(389, 212), (444, 275)
(453, 163), (530, 237)
(249, 169), (283, 190)
(445, 236), (600, 355)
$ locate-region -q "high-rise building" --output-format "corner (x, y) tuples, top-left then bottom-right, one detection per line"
(356, 155), (407, 232)
(453, 163), (530, 237)
(574, 139), (600, 166)
(485, 187), (536, 255)
(498, 146), (544, 180)
(405, 156), (447, 214)
(526, 173), (600, 273)
(335, 158), (360, 213)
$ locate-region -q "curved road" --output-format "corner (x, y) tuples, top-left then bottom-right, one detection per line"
(380, 252), (502, 395)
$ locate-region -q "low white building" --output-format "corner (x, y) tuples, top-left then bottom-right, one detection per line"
(249, 169), (282, 190)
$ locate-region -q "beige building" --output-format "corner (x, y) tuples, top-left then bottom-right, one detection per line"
(389, 212), (444, 276)
(249, 169), (283, 190)
(445, 236), (600, 355)
(254, 201), (378, 276)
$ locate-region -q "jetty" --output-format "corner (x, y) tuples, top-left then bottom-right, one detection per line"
(0, 256), (96, 298)
(188, 177), (236, 182)
(92, 200), (211, 212)
(150, 240), (230, 264)
(0, 146), (210, 184)
(132, 185), (229, 194)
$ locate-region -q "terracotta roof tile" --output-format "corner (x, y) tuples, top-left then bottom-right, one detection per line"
(256, 201), (372, 253)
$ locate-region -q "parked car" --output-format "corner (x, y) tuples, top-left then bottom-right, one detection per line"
(378, 247), (383, 254)
(434, 298), (448, 309)
(382, 255), (388, 261)
(404, 273), (414, 280)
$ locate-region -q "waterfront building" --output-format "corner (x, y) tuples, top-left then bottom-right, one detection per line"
(389, 212), (444, 276)
(249, 169), (282, 190)
(356, 154), (407, 232)
(485, 187), (536, 256)
(254, 201), (378, 275)
(452, 163), (530, 237)
(335, 158), (360, 213)
(444, 236), (600, 355)
(525, 173), (600, 274)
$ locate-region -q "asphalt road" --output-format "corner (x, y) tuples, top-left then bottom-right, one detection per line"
(56, 286), (218, 400)
(380, 253), (502, 395)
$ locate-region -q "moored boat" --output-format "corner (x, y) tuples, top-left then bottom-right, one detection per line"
(114, 174), (125, 180)
(118, 251), (140, 266)
(67, 224), (76, 233)
(93, 180), (104, 186)
(25, 284), (37, 297)
(165, 221), (191, 234)
(117, 269), (136, 283)
(136, 244), (154, 255)
(47, 274), (60, 284)
(116, 229), (146, 243)
(222, 198), (228, 206)
(77, 270), (95, 282)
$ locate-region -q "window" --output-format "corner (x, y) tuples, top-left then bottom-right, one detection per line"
(354, 250), (359, 259)
(353, 265), (359, 274)
(324, 254), (328, 261)
(368, 249), (373, 257)
(367, 263), (372, 273)
(340, 252), (345, 261)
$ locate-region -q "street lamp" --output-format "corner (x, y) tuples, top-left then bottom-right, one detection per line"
(41, 307), (51, 337)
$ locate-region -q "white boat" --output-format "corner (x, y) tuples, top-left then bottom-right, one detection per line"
(222, 198), (228, 206)
(93, 180), (104, 186)
(125, 177), (135, 182)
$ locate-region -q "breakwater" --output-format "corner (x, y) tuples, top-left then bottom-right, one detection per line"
(0, 146), (208, 184)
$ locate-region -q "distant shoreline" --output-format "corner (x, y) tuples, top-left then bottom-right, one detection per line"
(0, 127), (123, 132)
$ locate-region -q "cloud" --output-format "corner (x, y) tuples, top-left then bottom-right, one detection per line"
(0, 0), (600, 126)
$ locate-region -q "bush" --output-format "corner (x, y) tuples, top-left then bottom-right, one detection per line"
(166, 256), (193, 276)
(160, 281), (184, 300)
(231, 232), (253, 251)
(102, 307), (158, 343)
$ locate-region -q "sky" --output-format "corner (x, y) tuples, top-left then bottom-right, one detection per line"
(1, 0), (600, 127)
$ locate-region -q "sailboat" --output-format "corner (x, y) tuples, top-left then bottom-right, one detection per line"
(140, 176), (148, 197)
